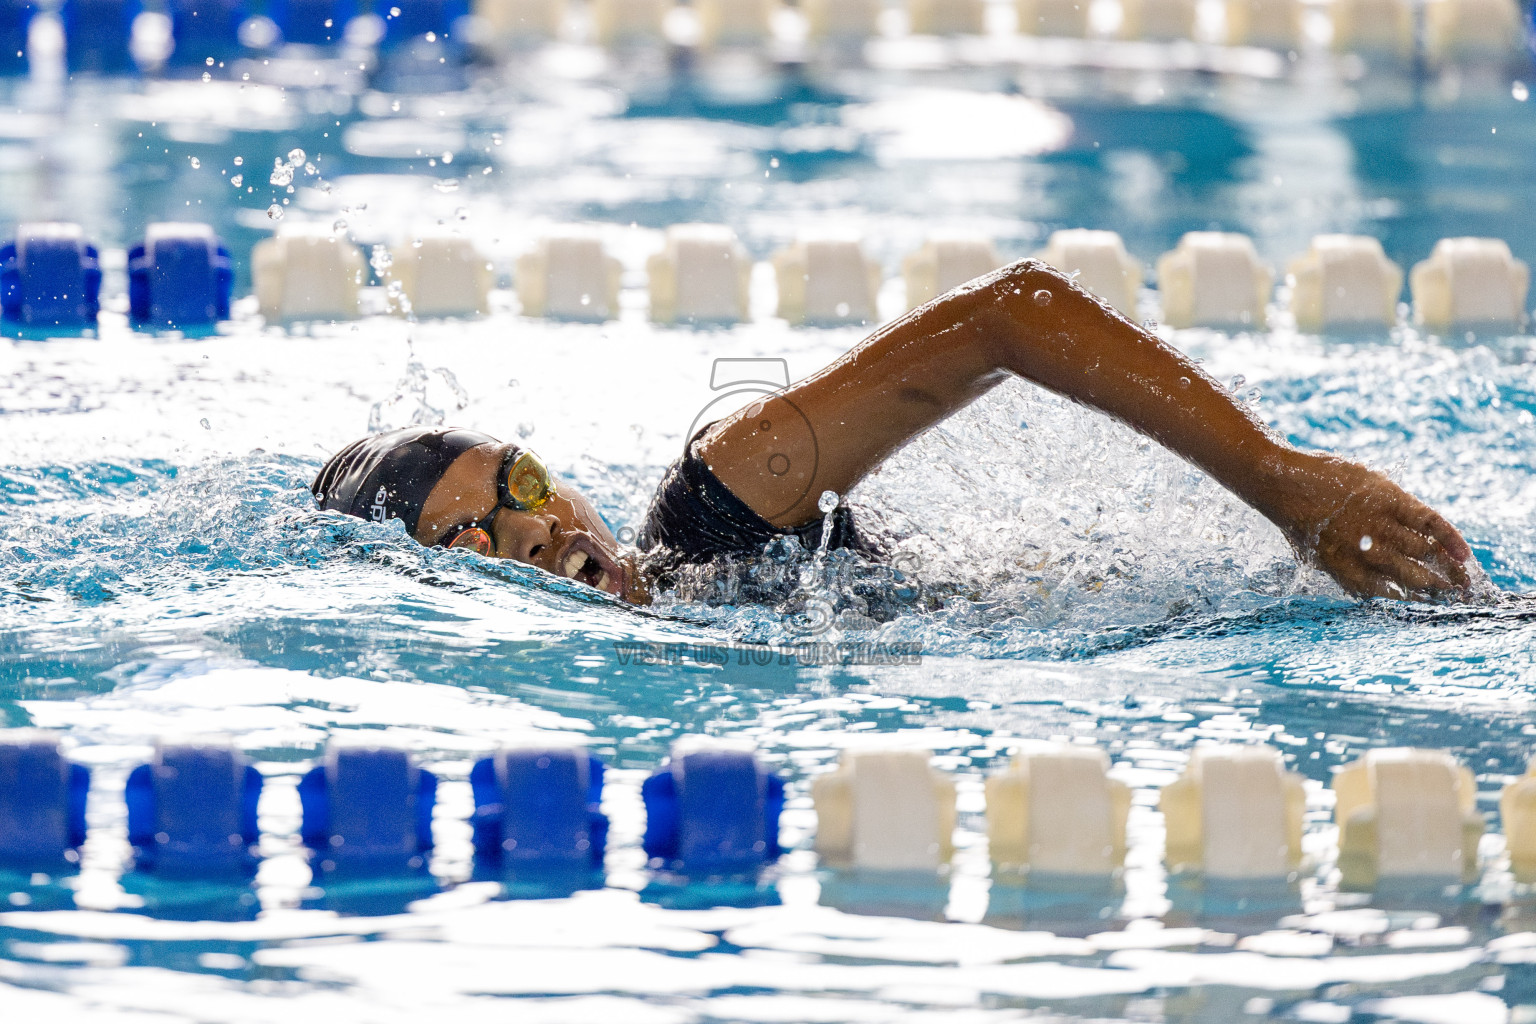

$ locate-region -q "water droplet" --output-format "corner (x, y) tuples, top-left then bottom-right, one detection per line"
(433, 178), (460, 193)
(1033, 289), (1052, 306)
(233, 156), (243, 166)
(189, 156), (200, 168)
(205, 56), (214, 66)
(199, 417), (211, 429)
(230, 174), (242, 187)
(1516, 81), (1530, 101)
(201, 71), (211, 82)
(287, 148), (306, 166)
(818, 490), (839, 514)
(266, 204), (283, 220)
(1359, 535), (1373, 552)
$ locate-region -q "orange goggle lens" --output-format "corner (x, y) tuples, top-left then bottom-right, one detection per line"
(445, 526), (494, 556)
(504, 450), (556, 512)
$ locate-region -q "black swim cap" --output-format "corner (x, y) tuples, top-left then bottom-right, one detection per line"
(312, 427), (506, 537)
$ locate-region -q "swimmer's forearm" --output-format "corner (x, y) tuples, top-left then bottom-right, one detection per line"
(972, 260), (1295, 518)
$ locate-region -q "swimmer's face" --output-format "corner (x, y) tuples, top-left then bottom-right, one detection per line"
(416, 443), (643, 603)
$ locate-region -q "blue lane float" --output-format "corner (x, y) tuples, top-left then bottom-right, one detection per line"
(165, 0), (249, 68)
(0, 734), (88, 870)
(126, 743), (262, 878)
(128, 223), (234, 331)
(0, 0), (33, 76)
(0, 223), (102, 332)
(61, 0), (142, 75)
(266, 0), (356, 45)
(381, 0), (469, 48)
(643, 745), (784, 875)
(299, 745), (436, 875)
(470, 746), (608, 872)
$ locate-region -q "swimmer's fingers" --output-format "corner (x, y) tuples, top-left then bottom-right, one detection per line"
(1402, 503), (1474, 565)
(1358, 540), (1461, 600)
(1377, 519), (1472, 591)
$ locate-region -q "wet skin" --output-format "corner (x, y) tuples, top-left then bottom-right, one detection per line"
(415, 442), (648, 604)
(415, 258), (1472, 605)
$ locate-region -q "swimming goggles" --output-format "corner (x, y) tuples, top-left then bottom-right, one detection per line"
(440, 448), (558, 555)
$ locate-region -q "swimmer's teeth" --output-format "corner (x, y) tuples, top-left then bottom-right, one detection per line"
(597, 571), (611, 590)
(562, 551), (588, 579)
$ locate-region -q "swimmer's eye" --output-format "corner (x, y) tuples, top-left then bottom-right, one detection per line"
(444, 526), (494, 556)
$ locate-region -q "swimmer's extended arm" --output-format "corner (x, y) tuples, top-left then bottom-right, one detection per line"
(701, 258), (1472, 600)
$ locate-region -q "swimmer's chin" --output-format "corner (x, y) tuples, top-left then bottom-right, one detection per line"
(617, 551), (652, 605)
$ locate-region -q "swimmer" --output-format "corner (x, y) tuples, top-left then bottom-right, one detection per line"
(313, 259), (1474, 605)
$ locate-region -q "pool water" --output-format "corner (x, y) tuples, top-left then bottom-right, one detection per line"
(3, 35), (1536, 1022)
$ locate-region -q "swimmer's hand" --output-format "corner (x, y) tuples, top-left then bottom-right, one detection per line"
(1264, 453), (1473, 601)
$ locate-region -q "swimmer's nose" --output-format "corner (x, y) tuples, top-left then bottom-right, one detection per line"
(497, 509), (563, 567)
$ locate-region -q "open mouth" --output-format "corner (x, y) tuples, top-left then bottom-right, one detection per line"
(555, 535), (624, 596)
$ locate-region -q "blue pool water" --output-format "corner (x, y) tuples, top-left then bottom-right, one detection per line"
(3, 32), (1536, 1022)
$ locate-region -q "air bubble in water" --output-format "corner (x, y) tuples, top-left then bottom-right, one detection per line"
(1230, 374), (1246, 390)
(189, 156), (200, 168)
(455, 207), (469, 220)
(201, 72), (211, 82)
(199, 418), (211, 429)
(412, 238), (423, 248)
(1178, 376), (1190, 388)
(517, 421), (535, 439)
(370, 244), (393, 275)
(304, 162), (316, 175)
(835, 301), (850, 317)
(1515, 81), (1529, 101)
(818, 490), (839, 514)
(287, 148), (306, 166)
(233, 156), (243, 166)
(1033, 289), (1052, 306)
(230, 174), (242, 187)
(433, 178), (460, 193)
(269, 161), (293, 186)
(266, 204), (283, 220)
(333, 219), (348, 234)
(1359, 535), (1373, 552)
(205, 56), (214, 66)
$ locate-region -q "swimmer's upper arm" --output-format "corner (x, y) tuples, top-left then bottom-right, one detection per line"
(699, 264), (1016, 527)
